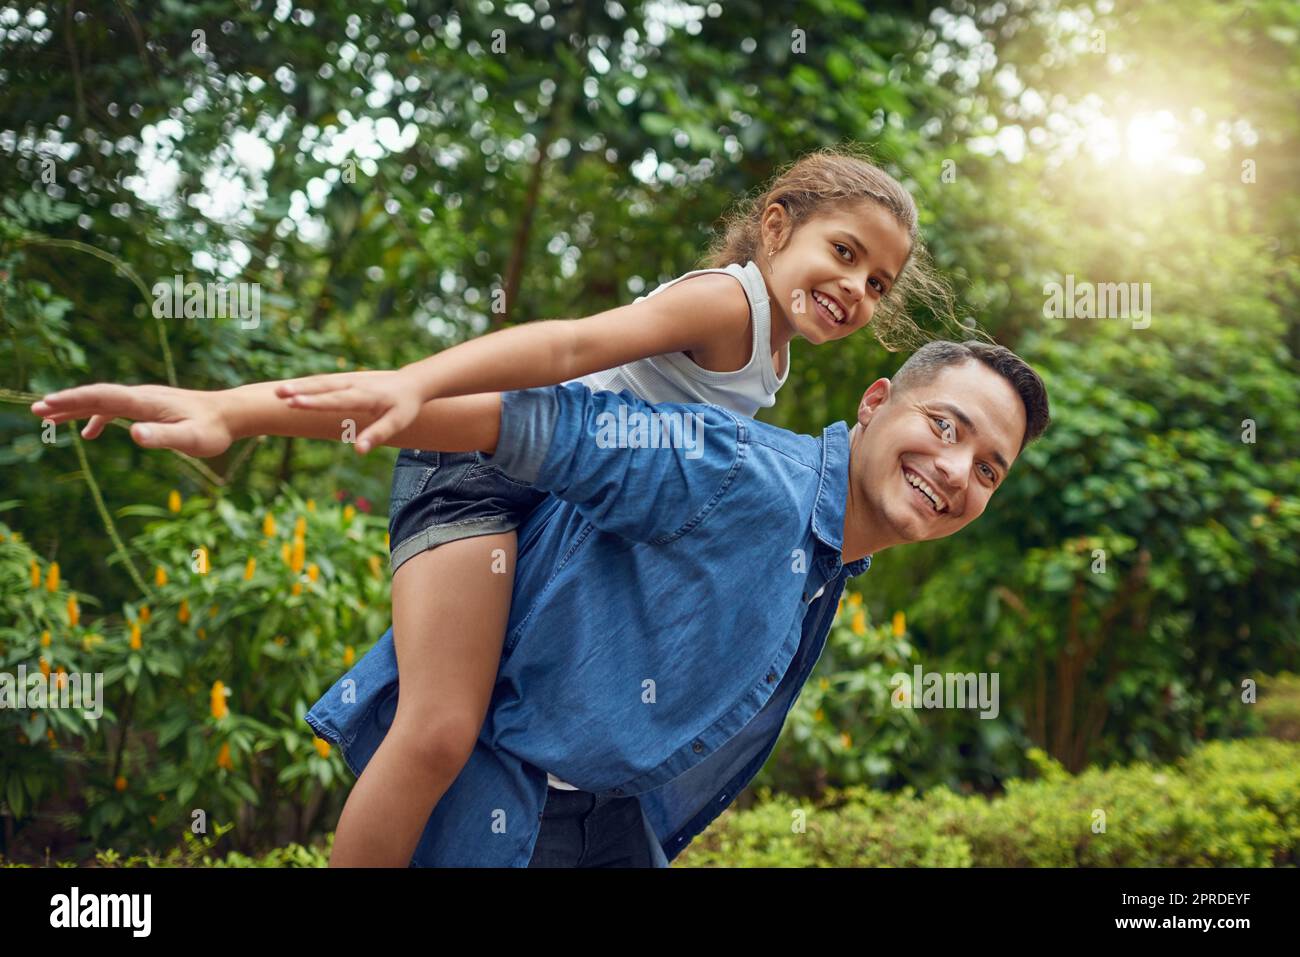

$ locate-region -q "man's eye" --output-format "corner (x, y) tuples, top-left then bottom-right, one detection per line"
(933, 417), (956, 444)
(979, 463), (996, 481)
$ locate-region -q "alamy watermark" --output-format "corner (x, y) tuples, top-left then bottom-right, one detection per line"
(151, 275), (261, 329)
(0, 665), (103, 719)
(594, 404), (705, 460)
(1042, 274), (1151, 330)
(890, 666), (1000, 719)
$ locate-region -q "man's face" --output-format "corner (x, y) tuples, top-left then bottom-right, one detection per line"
(853, 360), (1026, 546)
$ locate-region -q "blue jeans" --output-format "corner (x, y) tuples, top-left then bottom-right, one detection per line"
(388, 448), (547, 574)
(527, 787), (655, 867)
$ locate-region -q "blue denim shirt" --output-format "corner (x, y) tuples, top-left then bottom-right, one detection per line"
(305, 383), (871, 866)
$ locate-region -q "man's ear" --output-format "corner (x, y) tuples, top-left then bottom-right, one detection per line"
(858, 377), (892, 428)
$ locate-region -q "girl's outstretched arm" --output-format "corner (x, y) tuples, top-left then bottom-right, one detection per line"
(276, 271), (751, 453)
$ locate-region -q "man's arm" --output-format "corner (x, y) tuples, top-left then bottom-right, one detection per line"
(31, 372), (502, 458)
(482, 383), (742, 544)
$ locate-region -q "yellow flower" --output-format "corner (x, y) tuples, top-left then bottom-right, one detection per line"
(307, 563), (319, 583)
(294, 516), (307, 538)
(384, 532), (390, 548)
(840, 732), (852, 748)
(343, 645), (355, 666)
(30, 559), (40, 589)
(82, 633), (103, 652)
(210, 680), (229, 720)
(139, 605), (151, 623)
(313, 737), (331, 759)
(209, 604), (219, 618)
(343, 504), (356, 522)
(46, 561), (60, 591)
(814, 707), (825, 722)
(290, 538), (305, 574)
(217, 742), (232, 770)
(244, 557), (257, 580)
(819, 677), (829, 691)
(280, 542), (292, 565)
(306, 499), (316, 513)
(178, 598), (190, 624)
(66, 595), (79, 628)
(892, 611), (906, 637)
(851, 610), (866, 636)
(39, 657), (50, 677)
(114, 775), (127, 792)
(273, 636), (286, 646)
(197, 628), (206, 640)
(262, 513), (276, 537)
(154, 565), (167, 587)
(291, 582), (302, 596)
(129, 622), (142, 650)
(41, 630), (51, 647)
(54, 667), (67, 690)
(368, 555), (382, 578)
(847, 591), (862, 608)
(168, 489), (182, 513)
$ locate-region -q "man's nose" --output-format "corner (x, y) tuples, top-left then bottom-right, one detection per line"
(933, 450), (970, 494)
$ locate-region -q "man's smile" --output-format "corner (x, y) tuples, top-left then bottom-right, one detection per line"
(902, 465), (949, 514)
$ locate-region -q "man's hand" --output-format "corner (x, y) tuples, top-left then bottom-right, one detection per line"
(30, 383), (235, 458)
(274, 369), (419, 455)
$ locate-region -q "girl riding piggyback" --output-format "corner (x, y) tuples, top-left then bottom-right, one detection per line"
(273, 144), (951, 866)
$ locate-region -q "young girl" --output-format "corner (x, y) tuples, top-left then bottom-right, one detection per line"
(273, 145), (949, 866)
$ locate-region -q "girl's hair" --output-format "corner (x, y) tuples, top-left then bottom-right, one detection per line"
(699, 143), (959, 350)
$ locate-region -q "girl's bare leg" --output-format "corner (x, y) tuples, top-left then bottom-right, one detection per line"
(327, 531), (516, 867)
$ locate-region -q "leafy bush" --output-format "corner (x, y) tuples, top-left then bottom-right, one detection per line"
(0, 491), (390, 860)
(680, 738), (1300, 867)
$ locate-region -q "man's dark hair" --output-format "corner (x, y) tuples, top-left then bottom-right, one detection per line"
(892, 340), (1050, 451)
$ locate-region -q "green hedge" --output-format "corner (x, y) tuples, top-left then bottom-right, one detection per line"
(5, 738), (1294, 867)
(675, 738), (1300, 867)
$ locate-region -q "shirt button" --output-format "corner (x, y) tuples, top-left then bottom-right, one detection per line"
(691, 739), (704, 753)
(766, 670), (777, 683)
(612, 787), (624, 796)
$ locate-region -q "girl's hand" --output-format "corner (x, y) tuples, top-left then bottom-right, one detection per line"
(30, 383), (235, 457)
(274, 370), (420, 454)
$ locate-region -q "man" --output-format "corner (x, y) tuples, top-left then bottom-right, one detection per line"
(32, 339), (1049, 867)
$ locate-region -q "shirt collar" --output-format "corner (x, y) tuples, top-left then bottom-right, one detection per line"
(811, 421), (872, 579)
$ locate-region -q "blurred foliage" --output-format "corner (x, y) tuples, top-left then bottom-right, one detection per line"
(0, 0), (1297, 860)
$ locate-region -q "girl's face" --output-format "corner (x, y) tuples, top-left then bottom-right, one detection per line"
(761, 200), (913, 345)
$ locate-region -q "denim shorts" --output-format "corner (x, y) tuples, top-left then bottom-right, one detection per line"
(527, 787), (656, 867)
(388, 449), (548, 575)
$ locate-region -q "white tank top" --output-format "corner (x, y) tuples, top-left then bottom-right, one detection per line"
(567, 259), (790, 417)
(546, 260), (790, 792)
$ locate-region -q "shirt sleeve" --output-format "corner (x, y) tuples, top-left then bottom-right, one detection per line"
(480, 382), (742, 544)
